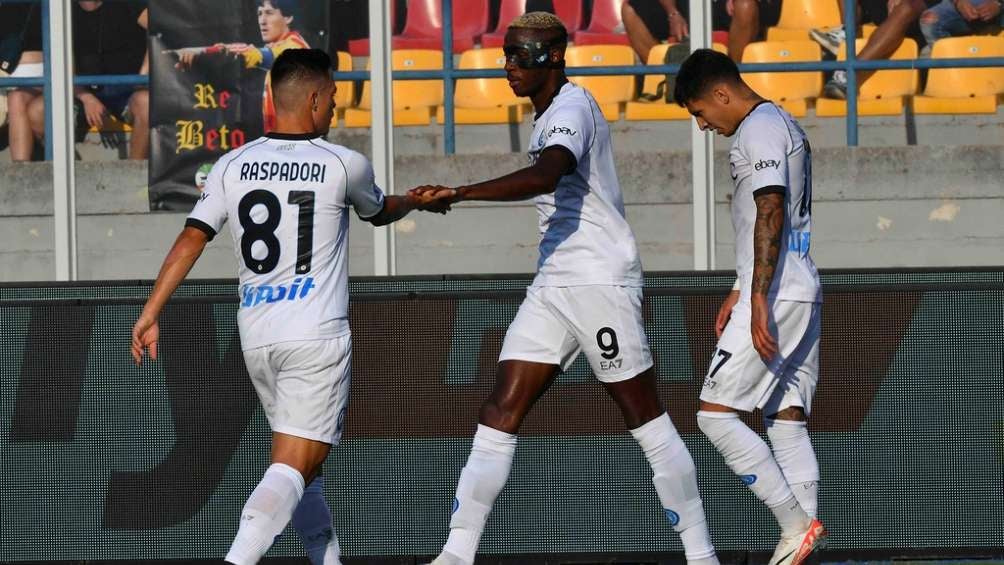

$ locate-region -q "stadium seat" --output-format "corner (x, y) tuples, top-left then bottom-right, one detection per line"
(564, 45), (635, 120)
(437, 48), (524, 124)
(332, 51), (355, 125)
(573, 0), (630, 46)
(766, 0), (841, 41)
(483, 0), (584, 47)
(347, 2), (399, 56)
(344, 50), (443, 127)
(482, 0), (526, 48)
(913, 36), (1004, 114)
(625, 43), (728, 121)
(348, 0), (490, 55)
(741, 41), (823, 117)
(554, 0), (584, 40)
(815, 38), (918, 117)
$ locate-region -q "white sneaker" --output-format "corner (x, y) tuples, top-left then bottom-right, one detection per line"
(809, 26), (846, 56)
(769, 518), (828, 565)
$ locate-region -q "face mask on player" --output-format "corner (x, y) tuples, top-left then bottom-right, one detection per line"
(503, 40), (565, 69)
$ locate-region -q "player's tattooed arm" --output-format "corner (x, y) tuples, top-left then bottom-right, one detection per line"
(751, 190), (785, 294)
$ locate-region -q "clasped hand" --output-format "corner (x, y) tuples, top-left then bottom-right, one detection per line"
(408, 185), (459, 214)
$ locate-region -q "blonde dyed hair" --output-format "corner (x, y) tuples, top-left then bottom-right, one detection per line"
(508, 11), (567, 35)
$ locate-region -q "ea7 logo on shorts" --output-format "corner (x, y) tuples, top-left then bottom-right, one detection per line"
(754, 159), (780, 171)
(548, 125), (577, 137)
(600, 359), (623, 371)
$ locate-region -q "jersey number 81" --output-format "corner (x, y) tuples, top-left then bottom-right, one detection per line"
(238, 189), (315, 274)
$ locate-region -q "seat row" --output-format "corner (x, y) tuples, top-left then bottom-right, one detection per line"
(346, 0), (856, 56)
(329, 36), (1004, 127)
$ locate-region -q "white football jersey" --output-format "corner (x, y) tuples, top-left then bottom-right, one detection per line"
(187, 133), (385, 350)
(528, 82), (643, 287)
(729, 102), (821, 304)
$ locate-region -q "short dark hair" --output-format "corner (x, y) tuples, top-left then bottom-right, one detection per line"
(673, 48), (742, 106)
(257, 0), (297, 17)
(270, 49), (332, 95)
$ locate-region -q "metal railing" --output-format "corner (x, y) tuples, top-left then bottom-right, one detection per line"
(4, 0), (1003, 156)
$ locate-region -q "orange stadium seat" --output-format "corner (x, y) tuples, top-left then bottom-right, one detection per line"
(816, 38), (918, 117)
(344, 50), (443, 127)
(766, 0), (841, 41)
(741, 40), (823, 117)
(331, 51), (355, 126)
(573, 0), (630, 46)
(625, 43), (728, 121)
(437, 48), (524, 124)
(913, 36), (1004, 114)
(482, 0), (526, 48)
(564, 44), (635, 121)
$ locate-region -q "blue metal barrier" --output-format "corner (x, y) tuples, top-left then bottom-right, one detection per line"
(4, 0), (1004, 156)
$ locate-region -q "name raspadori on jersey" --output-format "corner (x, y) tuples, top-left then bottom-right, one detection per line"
(239, 161), (327, 183)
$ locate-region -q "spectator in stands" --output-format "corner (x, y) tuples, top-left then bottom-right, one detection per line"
(174, 0), (309, 133)
(811, 0), (932, 100)
(920, 0), (1003, 47)
(622, 0), (781, 63)
(20, 1), (149, 160)
(1, 1), (44, 160)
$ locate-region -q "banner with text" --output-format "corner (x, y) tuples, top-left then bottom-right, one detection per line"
(148, 0), (329, 211)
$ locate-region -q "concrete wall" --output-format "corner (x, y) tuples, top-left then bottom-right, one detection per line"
(1, 145), (1002, 281)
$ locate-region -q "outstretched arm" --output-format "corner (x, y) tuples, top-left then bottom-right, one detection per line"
(365, 193), (450, 227)
(412, 146), (574, 205)
(131, 227), (210, 364)
(750, 189), (785, 361)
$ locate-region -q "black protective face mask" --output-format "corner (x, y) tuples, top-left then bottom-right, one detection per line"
(503, 40), (566, 70)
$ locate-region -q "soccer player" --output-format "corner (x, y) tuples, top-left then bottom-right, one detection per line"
(673, 49), (826, 565)
(411, 12), (719, 565)
(131, 49), (446, 565)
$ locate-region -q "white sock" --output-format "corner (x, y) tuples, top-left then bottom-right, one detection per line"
(766, 418), (820, 519)
(630, 413), (718, 564)
(441, 424), (517, 565)
(696, 411), (810, 537)
(225, 463), (306, 565)
(291, 475), (341, 565)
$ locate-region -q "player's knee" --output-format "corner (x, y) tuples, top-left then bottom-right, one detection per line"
(696, 410), (739, 444)
(478, 397), (523, 434)
(765, 406), (806, 422)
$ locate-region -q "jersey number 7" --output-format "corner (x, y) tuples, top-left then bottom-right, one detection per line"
(237, 190), (315, 274)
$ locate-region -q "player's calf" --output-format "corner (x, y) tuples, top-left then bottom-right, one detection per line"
(225, 463), (306, 565)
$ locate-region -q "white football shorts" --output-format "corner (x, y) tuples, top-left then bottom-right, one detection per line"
(243, 335), (352, 445)
(499, 285), (654, 383)
(700, 299), (820, 415)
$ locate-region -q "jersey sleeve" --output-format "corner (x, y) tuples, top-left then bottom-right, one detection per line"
(541, 100), (594, 171)
(343, 151), (386, 220)
(740, 113), (791, 197)
(185, 161), (228, 240)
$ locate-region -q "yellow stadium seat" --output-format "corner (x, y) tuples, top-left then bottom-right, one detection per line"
(436, 48), (523, 125)
(862, 23), (877, 38)
(767, 0), (841, 41)
(913, 36), (1004, 114)
(564, 45), (636, 121)
(88, 115), (132, 133)
(344, 49), (443, 127)
(816, 38), (918, 117)
(625, 43), (727, 121)
(331, 51), (355, 127)
(741, 41), (823, 117)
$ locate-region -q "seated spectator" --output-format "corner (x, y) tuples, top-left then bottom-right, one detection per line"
(811, 0), (931, 100)
(24, 1), (150, 160)
(1, 1), (44, 161)
(920, 0), (1003, 48)
(622, 0), (781, 63)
